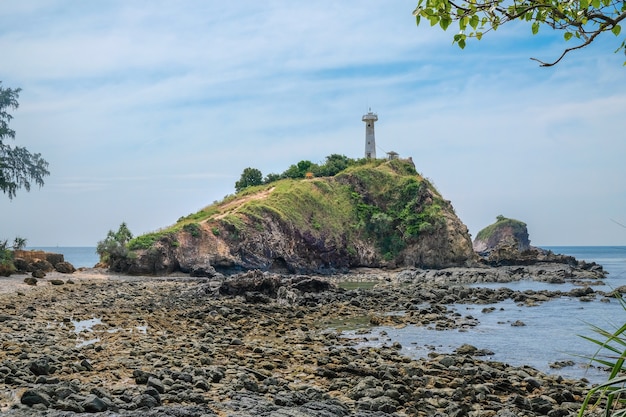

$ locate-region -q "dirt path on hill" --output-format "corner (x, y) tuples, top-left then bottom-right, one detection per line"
(210, 187), (275, 221)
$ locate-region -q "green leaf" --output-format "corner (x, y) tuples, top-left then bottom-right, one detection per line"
(440, 16), (452, 30)
(458, 38), (466, 49)
(459, 16), (468, 30)
(415, 15), (421, 26)
(428, 15), (440, 26)
(580, 0), (589, 9)
(532, 22), (540, 35)
(476, 31), (483, 40)
(470, 15), (479, 29)
(564, 31), (573, 41)
(591, 0), (600, 8)
(612, 25), (622, 36)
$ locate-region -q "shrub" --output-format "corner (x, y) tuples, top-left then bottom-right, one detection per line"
(183, 223), (201, 238)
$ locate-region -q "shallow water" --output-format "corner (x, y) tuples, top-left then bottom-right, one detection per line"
(344, 246), (626, 384)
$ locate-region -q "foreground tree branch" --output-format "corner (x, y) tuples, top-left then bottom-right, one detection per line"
(413, 0), (626, 65)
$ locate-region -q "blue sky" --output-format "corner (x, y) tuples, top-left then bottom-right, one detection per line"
(1, 1), (625, 247)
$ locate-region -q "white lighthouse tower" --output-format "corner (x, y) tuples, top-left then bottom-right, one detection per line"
(362, 108), (378, 159)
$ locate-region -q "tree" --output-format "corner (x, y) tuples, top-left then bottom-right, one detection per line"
(282, 160), (319, 179)
(0, 82), (50, 199)
(235, 167), (263, 192)
(318, 154), (353, 177)
(12, 236), (27, 251)
(263, 172), (281, 184)
(412, 0), (626, 66)
(96, 222), (133, 265)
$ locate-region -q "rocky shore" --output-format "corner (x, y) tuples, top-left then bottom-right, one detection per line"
(0, 264), (619, 416)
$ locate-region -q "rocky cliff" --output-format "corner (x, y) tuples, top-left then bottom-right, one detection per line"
(121, 159), (476, 275)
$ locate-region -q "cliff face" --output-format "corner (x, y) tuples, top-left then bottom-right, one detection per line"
(124, 159), (476, 275)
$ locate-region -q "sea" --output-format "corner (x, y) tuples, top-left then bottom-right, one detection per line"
(27, 245), (626, 383)
(26, 246), (100, 268)
(343, 246), (626, 384)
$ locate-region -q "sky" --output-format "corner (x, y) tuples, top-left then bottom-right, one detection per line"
(1, 1), (625, 247)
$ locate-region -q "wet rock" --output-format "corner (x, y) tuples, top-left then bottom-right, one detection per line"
(455, 344), (478, 355)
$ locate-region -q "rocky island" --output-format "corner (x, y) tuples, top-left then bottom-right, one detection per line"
(113, 158), (475, 276)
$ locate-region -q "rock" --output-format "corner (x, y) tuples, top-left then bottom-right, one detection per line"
(147, 376), (166, 394)
(455, 344), (478, 354)
(81, 359), (94, 371)
(189, 264), (217, 277)
(511, 320), (526, 327)
(134, 393), (160, 409)
(24, 276), (38, 285)
(50, 279), (65, 285)
(219, 271), (282, 297)
(81, 394), (109, 412)
(21, 389), (51, 407)
(29, 356), (55, 375)
(530, 395), (556, 414)
(33, 259), (54, 272)
(12, 258), (30, 272)
(55, 261), (76, 274)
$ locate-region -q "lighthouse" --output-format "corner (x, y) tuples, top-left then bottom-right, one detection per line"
(362, 108), (378, 159)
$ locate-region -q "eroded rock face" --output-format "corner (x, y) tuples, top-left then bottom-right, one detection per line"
(127, 206), (476, 276)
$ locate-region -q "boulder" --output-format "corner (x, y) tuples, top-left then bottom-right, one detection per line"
(32, 270), (46, 278)
(24, 276), (38, 285)
(55, 261), (76, 274)
(21, 389), (51, 407)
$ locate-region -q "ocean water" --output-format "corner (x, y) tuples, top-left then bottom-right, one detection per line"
(26, 246), (99, 268)
(345, 246), (626, 384)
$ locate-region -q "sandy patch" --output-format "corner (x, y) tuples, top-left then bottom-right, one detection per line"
(0, 268), (111, 295)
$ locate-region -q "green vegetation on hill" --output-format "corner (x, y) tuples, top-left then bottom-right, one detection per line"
(114, 156), (450, 265)
(475, 215), (527, 241)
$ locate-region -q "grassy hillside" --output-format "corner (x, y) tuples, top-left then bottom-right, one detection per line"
(128, 158), (448, 261)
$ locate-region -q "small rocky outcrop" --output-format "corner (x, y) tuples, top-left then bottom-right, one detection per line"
(11, 250), (75, 275)
(473, 215), (530, 254)
(471, 216), (605, 276)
